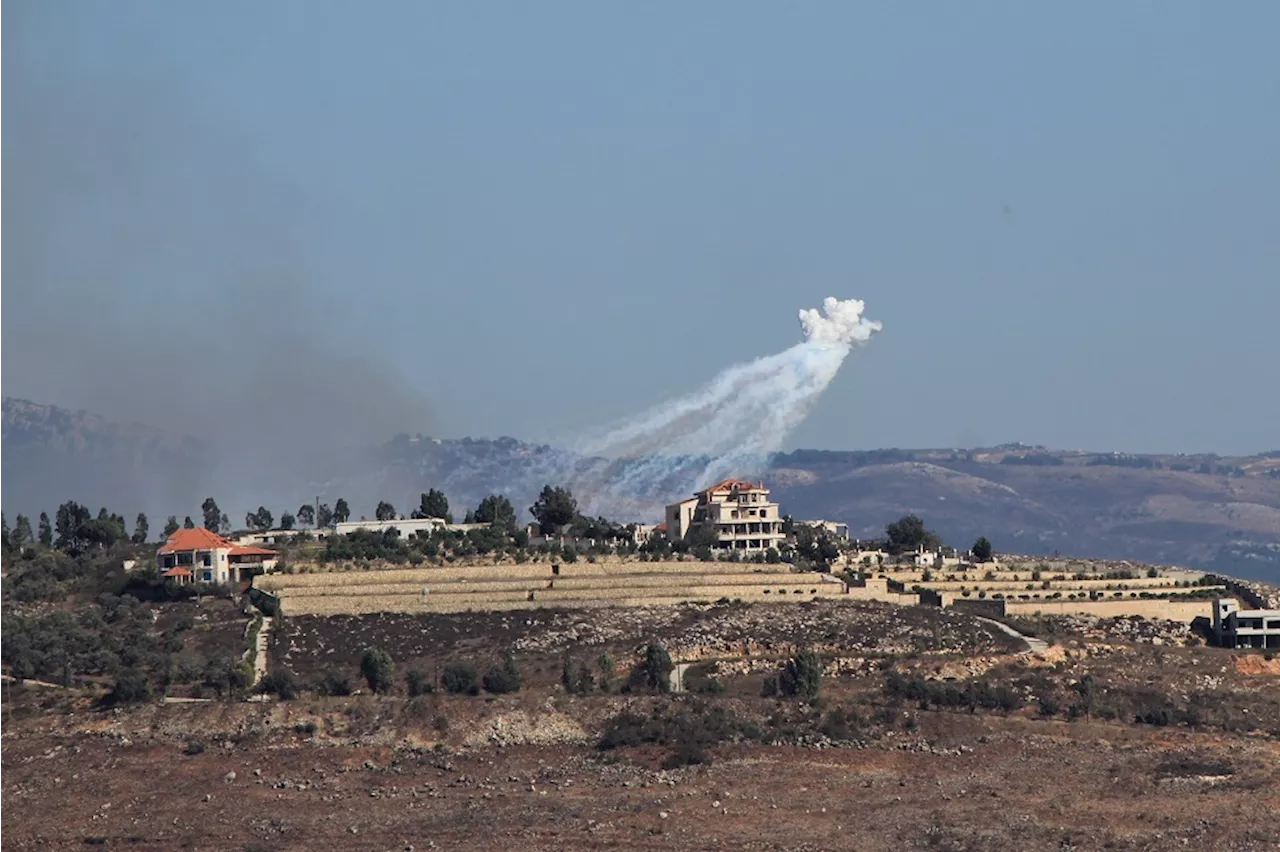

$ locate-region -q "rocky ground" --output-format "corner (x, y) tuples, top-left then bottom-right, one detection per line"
(5, 601), (1279, 851)
(5, 702), (1279, 851)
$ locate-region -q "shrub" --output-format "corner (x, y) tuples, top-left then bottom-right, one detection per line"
(316, 670), (352, 697)
(108, 668), (151, 705)
(638, 643), (673, 693)
(258, 668), (299, 700)
(183, 740), (206, 756)
(405, 669), (433, 696)
(442, 662), (479, 695)
(360, 647), (395, 694)
(779, 648), (822, 700)
(562, 656), (595, 695)
(482, 654), (522, 694)
(819, 707), (862, 741)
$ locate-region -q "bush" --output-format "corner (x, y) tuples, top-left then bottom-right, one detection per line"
(442, 662), (479, 695)
(638, 643), (673, 693)
(779, 648), (822, 700)
(819, 707), (863, 741)
(316, 670), (352, 697)
(562, 656), (595, 695)
(360, 647), (395, 694)
(108, 668), (151, 705)
(405, 669), (433, 696)
(258, 668), (299, 700)
(599, 703), (751, 766)
(183, 740), (206, 756)
(482, 654), (522, 694)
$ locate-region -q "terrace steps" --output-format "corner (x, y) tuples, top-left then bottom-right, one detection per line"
(259, 559), (849, 616)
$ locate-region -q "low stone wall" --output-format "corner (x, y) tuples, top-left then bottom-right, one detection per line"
(918, 577), (1178, 593)
(259, 560), (791, 590)
(280, 585), (850, 616)
(1002, 599), (1214, 622)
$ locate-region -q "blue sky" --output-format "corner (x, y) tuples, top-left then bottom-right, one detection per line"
(5, 1), (1278, 455)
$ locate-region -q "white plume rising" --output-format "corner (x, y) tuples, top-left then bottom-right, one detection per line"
(565, 298), (882, 518)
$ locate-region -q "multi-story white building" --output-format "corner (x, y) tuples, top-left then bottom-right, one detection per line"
(665, 478), (787, 551)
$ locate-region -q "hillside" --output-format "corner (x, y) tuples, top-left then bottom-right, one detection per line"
(768, 448), (1280, 581)
(4, 397), (1279, 581)
(1, 398), (216, 521)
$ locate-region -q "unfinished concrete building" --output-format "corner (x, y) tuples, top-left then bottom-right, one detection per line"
(1212, 598), (1280, 649)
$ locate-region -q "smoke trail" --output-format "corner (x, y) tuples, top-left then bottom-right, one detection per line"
(566, 298), (882, 517)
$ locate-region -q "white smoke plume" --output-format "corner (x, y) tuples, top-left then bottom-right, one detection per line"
(564, 298), (882, 518)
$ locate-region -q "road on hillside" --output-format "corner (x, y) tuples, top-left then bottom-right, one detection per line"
(974, 616), (1050, 654)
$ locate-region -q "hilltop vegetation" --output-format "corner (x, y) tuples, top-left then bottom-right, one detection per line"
(5, 398), (1280, 582)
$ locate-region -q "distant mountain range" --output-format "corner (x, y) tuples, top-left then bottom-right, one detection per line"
(4, 397), (1279, 582)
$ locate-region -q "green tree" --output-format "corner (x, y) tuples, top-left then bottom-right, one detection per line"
(642, 643), (674, 693)
(442, 662), (478, 695)
(414, 489), (450, 521)
(474, 494), (516, 529)
(12, 514), (33, 547)
(279, 512), (296, 531)
(258, 669), (298, 700)
(971, 536), (994, 563)
(530, 485), (577, 534)
(296, 504), (315, 527)
(132, 513), (149, 544)
(182, 516), (196, 529)
(779, 647), (822, 700)
(482, 653), (523, 694)
(333, 498), (351, 524)
(163, 516), (180, 539)
(37, 512), (53, 547)
(405, 669), (432, 696)
(885, 515), (941, 555)
(375, 501), (397, 522)
(316, 503), (334, 528)
(201, 497), (221, 532)
(108, 668), (152, 705)
(54, 501), (91, 551)
(360, 646), (395, 694)
(245, 507), (273, 531)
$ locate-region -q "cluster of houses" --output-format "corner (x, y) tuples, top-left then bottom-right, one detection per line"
(154, 478), (848, 583)
(149, 477), (1280, 651)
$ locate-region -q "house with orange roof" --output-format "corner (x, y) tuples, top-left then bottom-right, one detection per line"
(664, 478), (786, 551)
(156, 527), (278, 585)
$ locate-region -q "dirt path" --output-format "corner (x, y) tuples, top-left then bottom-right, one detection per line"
(252, 616), (272, 685)
(669, 662), (691, 692)
(975, 616), (1050, 654)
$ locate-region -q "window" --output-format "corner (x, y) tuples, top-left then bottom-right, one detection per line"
(202, 571), (213, 583)
(202, 553), (212, 567)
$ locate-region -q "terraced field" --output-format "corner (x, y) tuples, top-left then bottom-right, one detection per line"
(256, 560), (855, 616)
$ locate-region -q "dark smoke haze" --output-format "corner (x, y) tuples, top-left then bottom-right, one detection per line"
(2, 5), (430, 515)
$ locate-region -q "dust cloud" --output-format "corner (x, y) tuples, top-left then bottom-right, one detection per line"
(1, 7), (429, 513)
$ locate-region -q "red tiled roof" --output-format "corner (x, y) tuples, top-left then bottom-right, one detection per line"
(157, 527), (233, 554)
(229, 544), (276, 558)
(160, 566), (192, 578)
(654, 522), (668, 532)
(697, 478), (765, 495)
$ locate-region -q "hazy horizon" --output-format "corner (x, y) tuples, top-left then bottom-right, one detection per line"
(5, 2), (1278, 459)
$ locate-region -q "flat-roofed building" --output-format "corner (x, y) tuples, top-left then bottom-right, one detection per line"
(1213, 598), (1280, 649)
